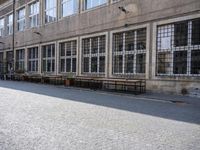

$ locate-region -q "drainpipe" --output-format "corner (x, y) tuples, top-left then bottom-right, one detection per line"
(12, 0), (15, 78)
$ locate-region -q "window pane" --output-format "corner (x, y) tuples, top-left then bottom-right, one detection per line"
(66, 58), (71, 72)
(113, 33), (123, 52)
(91, 57), (97, 72)
(125, 31), (134, 51)
(99, 36), (105, 53)
(192, 19), (200, 45)
(99, 56), (105, 73)
(174, 22), (188, 47)
(83, 57), (89, 72)
(83, 39), (90, 54)
(60, 43), (65, 56)
(91, 37), (98, 54)
(191, 50), (200, 74)
(60, 59), (65, 72)
(66, 42), (71, 56)
(173, 51), (187, 74)
(72, 58), (76, 72)
(114, 55), (123, 73)
(136, 54), (145, 73)
(157, 52), (171, 74)
(62, 0), (77, 17)
(137, 28), (146, 50)
(125, 54), (134, 73)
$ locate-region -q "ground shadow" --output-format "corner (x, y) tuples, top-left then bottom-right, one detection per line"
(0, 80), (200, 125)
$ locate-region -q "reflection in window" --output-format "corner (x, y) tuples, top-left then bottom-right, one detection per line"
(0, 18), (4, 36)
(7, 14), (13, 35)
(29, 1), (39, 27)
(61, 0), (77, 17)
(45, 0), (56, 23)
(17, 8), (25, 31)
(84, 0), (107, 10)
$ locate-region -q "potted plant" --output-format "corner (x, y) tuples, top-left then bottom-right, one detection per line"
(64, 72), (74, 86)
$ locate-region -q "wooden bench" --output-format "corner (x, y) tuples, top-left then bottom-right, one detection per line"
(74, 76), (146, 94)
(101, 78), (146, 94)
(41, 75), (63, 85)
(74, 76), (103, 90)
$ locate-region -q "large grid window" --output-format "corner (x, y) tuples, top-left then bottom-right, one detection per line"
(82, 35), (106, 75)
(112, 28), (146, 75)
(16, 49), (25, 71)
(17, 8), (25, 31)
(59, 40), (77, 73)
(28, 47), (38, 72)
(61, 0), (77, 17)
(7, 14), (13, 35)
(0, 18), (4, 37)
(42, 44), (55, 73)
(45, 0), (56, 23)
(29, 1), (39, 28)
(83, 0), (107, 10)
(156, 18), (200, 76)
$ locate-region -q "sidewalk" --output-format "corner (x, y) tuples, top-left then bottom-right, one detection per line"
(137, 92), (200, 106)
(60, 85), (200, 107)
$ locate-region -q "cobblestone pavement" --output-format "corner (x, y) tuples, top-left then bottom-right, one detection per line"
(0, 81), (200, 150)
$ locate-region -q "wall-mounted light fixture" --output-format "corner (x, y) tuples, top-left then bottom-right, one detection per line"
(118, 6), (129, 14)
(33, 31), (42, 36)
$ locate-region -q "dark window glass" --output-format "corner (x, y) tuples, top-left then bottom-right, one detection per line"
(191, 50), (200, 74)
(125, 31), (134, 51)
(174, 22), (188, 47)
(113, 33), (123, 52)
(66, 58), (71, 72)
(91, 57), (97, 72)
(136, 54), (146, 73)
(114, 55), (123, 73)
(72, 58), (76, 72)
(192, 19), (200, 45)
(60, 59), (65, 72)
(91, 37), (98, 54)
(125, 54), (134, 73)
(60, 43), (65, 56)
(83, 39), (90, 54)
(137, 28), (146, 50)
(99, 36), (105, 53)
(99, 56), (105, 73)
(83, 57), (89, 72)
(173, 51), (187, 74)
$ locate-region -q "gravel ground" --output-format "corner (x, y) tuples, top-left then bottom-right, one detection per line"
(0, 81), (200, 150)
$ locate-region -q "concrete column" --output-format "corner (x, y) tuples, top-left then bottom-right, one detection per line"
(24, 48), (28, 72)
(105, 32), (109, 78)
(38, 45), (42, 75)
(56, 41), (59, 75)
(78, 37), (82, 76)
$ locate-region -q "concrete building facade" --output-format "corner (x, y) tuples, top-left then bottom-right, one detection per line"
(0, 0), (199, 97)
